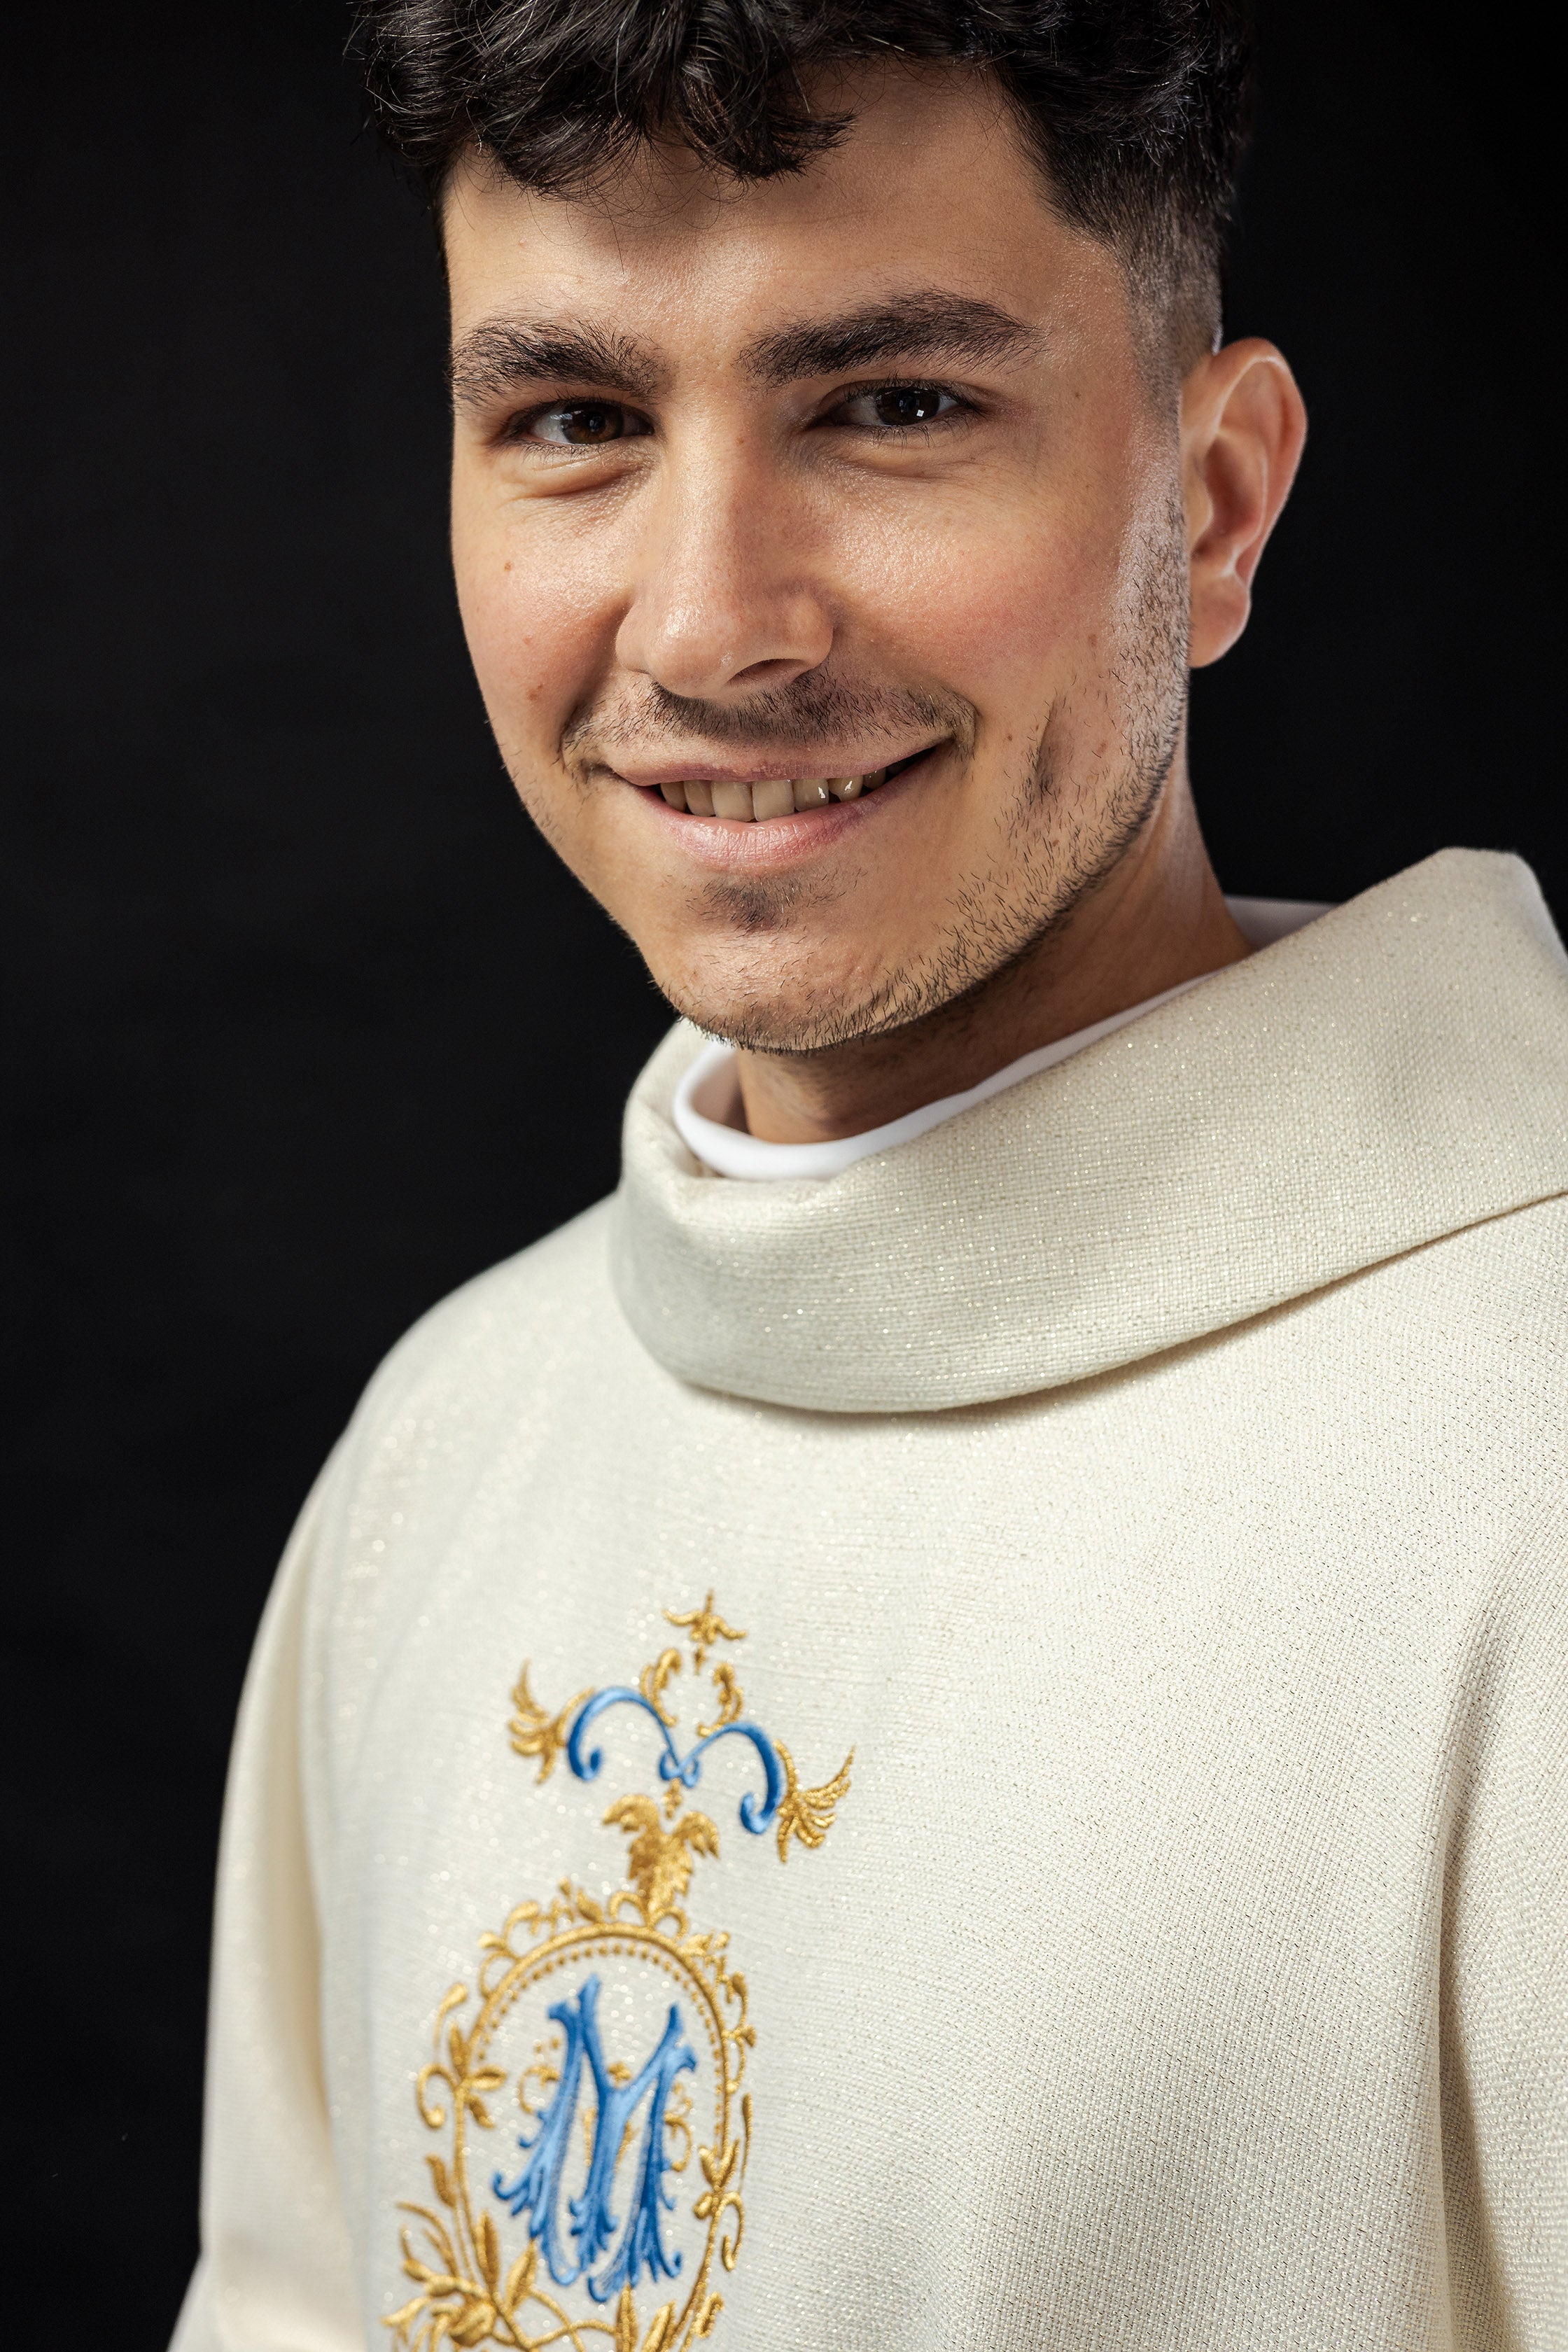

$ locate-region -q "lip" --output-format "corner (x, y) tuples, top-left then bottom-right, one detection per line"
(621, 745), (941, 869)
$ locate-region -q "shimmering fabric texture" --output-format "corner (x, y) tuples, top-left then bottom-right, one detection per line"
(615, 850), (1568, 1410)
(174, 850), (1567, 2352)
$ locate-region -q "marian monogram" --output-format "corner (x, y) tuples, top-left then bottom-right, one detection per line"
(385, 1597), (853, 2352)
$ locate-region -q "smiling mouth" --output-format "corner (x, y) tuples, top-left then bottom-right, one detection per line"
(645, 746), (935, 822)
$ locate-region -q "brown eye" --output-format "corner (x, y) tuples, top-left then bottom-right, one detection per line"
(834, 384), (962, 431)
(875, 387), (953, 427)
(530, 402), (650, 446)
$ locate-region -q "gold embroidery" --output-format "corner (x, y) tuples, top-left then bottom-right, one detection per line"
(603, 1793), (720, 1926)
(388, 1867), (752, 2352)
(638, 1648), (682, 1728)
(388, 1600), (846, 2352)
(508, 1666), (592, 1786)
(517, 2041), (561, 2120)
(663, 2077), (693, 2175)
(662, 1592), (746, 1670)
(694, 1661), (743, 1740)
(773, 1742), (855, 1863)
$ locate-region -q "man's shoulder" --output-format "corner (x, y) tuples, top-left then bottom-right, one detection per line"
(1315, 1189), (1568, 1424)
(349, 1194), (622, 1441)
(1396, 1186), (1568, 1338)
(1289, 1192), (1568, 1557)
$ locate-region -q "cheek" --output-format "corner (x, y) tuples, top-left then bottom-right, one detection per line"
(450, 482), (617, 752)
(844, 493), (1123, 716)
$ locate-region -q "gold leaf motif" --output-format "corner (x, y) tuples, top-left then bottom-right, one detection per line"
(517, 2054), (561, 2119)
(615, 2283), (639, 2352)
(433, 1984), (468, 2043)
(664, 1592), (746, 1670)
(425, 2154), (455, 2209)
(507, 1663), (591, 1786)
(663, 2076), (693, 2174)
(414, 2062), (450, 2132)
(772, 1742), (854, 1863)
(603, 1793), (719, 1926)
(638, 1648), (682, 1726)
(501, 2244), (536, 2316)
(477, 2211), (500, 2293)
(695, 1660), (744, 1741)
(642, 2306), (678, 2351)
(398, 2205), (461, 2278)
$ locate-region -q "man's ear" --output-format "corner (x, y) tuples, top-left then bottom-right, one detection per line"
(1182, 337), (1307, 668)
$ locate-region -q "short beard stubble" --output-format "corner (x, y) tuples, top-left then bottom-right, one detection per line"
(566, 488), (1192, 1059)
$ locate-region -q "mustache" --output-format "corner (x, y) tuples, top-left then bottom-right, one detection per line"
(562, 674), (975, 760)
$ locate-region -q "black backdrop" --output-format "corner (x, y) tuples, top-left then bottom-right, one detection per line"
(6, 4), (1560, 2330)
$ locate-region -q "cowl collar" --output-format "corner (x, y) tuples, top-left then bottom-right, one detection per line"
(610, 850), (1568, 1413)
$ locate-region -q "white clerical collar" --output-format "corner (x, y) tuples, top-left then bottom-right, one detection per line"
(672, 895), (1331, 1181)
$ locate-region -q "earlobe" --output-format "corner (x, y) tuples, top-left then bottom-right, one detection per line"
(1184, 339), (1308, 668)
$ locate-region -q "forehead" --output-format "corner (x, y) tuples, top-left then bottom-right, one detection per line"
(440, 66), (1115, 357)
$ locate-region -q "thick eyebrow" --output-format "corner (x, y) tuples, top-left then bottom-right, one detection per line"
(449, 316), (665, 411)
(741, 293), (1038, 386)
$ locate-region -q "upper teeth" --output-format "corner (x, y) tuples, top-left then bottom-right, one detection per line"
(659, 771), (890, 820)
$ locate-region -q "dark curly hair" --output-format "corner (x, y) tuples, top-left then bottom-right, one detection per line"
(353, 0), (1252, 357)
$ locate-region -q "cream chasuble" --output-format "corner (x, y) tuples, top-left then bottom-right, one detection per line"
(174, 848), (1568, 2352)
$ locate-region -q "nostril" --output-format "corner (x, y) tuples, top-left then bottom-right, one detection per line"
(729, 657), (814, 690)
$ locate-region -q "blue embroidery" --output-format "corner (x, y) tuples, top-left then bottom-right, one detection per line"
(567, 1687), (785, 1834)
(491, 1980), (590, 2285)
(493, 1974), (696, 2298)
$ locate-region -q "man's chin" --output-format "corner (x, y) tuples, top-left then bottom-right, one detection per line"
(654, 965), (890, 1059)
(664, 1001), (864, 1059)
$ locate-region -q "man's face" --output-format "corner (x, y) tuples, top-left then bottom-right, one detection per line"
(444, 69), (1190, 1051)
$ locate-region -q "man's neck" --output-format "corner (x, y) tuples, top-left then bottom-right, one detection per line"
(734, 769), (1252, 1146)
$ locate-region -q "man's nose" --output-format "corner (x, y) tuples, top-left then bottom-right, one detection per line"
(613, 456), (834, 701)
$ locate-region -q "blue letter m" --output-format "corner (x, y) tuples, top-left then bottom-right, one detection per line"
(493, 1973), (696, 2299)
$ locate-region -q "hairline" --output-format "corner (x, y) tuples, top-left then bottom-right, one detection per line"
(435, 63), (1219, 386)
